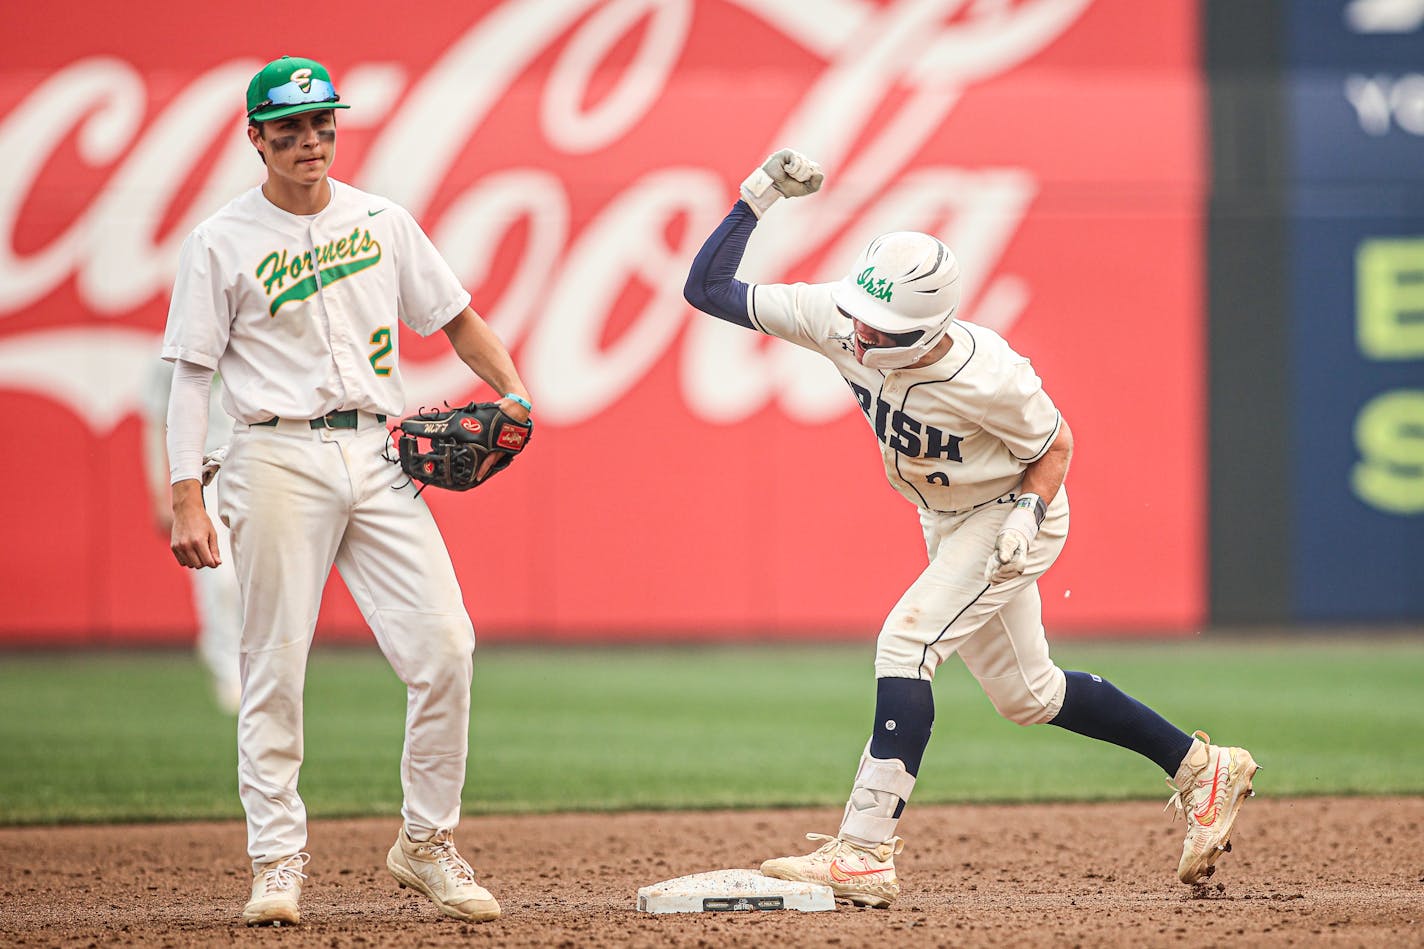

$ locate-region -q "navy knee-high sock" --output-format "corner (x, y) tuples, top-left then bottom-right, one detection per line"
(1048, 671), (1194, 775)
(868, 677), (935, 774)
(867, 677), (934, 817)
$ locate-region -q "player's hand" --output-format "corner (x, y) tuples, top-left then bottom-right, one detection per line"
(983, 493), (1048, 584)
(496, 396), (531, 424)
(200, 446), (229, 487)
(490, 397), (532, 480)
(740, 148), (824, 218)
(170, 480), (221, 569)
(984, 528), (1029, 584)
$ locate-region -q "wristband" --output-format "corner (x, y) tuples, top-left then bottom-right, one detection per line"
(502, 392), (532, 412)
(1014, 493), (1048, 528)
(999, 492), (1046, 544)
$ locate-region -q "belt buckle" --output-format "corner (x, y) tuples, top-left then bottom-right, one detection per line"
(315, 411), (337, 430)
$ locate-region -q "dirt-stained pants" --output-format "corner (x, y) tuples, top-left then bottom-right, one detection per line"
(218, 417), (475, 870)
(874, 489), (1070, 725)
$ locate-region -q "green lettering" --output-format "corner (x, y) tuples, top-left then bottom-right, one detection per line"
(256, 251), (285, 295)
(369, 326), (393, 376)
(268, 252), (383, 316)
(856, 267), (894, 301)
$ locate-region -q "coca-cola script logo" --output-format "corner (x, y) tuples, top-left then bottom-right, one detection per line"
(0, 0), (1091, 433)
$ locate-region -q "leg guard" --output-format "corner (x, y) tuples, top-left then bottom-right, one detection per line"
(838, 744), (917, 848)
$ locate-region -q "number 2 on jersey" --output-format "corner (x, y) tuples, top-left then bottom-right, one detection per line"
(369, 327), (393, 376)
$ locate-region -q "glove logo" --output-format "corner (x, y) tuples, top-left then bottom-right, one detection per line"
(497, 424), (528, 450)
(394, 401), (530, 493)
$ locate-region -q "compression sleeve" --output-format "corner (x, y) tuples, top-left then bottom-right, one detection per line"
(167, 359), (213, 484)
(682, 200), (758, 328)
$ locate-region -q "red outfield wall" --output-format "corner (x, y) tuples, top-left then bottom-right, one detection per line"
(0, 0), (1204, 643)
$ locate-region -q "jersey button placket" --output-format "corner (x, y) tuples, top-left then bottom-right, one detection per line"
(308, 221), (356, 411)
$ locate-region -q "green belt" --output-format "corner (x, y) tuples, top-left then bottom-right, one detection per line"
(253, 410), (386, 430)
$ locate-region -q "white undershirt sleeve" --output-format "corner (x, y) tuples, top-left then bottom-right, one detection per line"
(167, 359), (213, 485)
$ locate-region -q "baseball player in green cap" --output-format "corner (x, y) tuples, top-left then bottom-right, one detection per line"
(163, 55), (532, 927)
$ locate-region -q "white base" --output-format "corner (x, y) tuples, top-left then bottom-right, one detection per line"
(637, 869), (834, 913)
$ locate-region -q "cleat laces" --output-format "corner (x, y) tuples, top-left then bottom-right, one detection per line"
(1164, 730), (1220, 829)
(1164, 773), (1222, 830)
(426, 831), (476, 886)
(258, 852), (309, 893)
(1164, 780), (1199, 824)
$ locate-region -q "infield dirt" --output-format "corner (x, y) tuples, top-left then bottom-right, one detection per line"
(2, 797), (1420, 947)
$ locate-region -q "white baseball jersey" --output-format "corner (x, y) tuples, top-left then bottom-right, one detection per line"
(749, 281), (1061, 513)
(162, 178), (471, 422)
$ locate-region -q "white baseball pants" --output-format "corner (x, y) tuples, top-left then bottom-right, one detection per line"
(874, 489), (1071, 725)
(217, 418), (476, 869)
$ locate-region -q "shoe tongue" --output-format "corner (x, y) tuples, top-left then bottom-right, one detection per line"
(1174, 739), (1212, 788)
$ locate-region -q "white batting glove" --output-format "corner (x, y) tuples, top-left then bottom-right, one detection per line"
(200, 446), (229, 487)
(984, 493), (1047, 584)
(740, 148), (824, 218)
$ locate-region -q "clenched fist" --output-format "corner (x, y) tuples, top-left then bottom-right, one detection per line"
(740, 148), (824, 218)
(984, 494), (1047, 584)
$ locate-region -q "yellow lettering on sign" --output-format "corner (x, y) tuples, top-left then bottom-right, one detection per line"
(1357, 238), (1424, 359)
(1351, 390), (1424, 515)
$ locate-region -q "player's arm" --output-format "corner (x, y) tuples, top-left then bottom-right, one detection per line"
(142, 362), (176, 535)
(1018, 419), (1072, 505)
(167, 359), (221, 569)
(683, 148), (825, 328)
(683, 200), (759, 328)
(984, 418), (1073, 584)
(441, 307), (532, 423)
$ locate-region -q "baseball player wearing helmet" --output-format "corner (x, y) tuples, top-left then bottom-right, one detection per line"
(684, 149), (1259, 906)
(163, 56), (531, 926)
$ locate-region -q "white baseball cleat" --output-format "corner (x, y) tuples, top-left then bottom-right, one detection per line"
(1166, 730), (1260, 884)
(387, 828), (501, 922)
(242, 851), (309, 926)
(760, 833), (903, 908)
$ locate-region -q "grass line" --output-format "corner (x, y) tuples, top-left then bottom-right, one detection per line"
(1, 639), (1421, 825)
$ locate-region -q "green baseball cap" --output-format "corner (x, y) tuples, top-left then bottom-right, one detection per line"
(245, 56), (351, 122)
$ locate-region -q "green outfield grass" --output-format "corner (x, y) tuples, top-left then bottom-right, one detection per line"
(0, 638), (1420, 825)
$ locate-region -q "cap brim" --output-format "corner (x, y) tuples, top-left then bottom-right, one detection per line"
(249, 101), (350, 122)
(830, 276), (939, 334)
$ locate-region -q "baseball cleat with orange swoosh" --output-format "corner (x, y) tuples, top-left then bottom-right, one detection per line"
(760, 833), (904, 908)
(1166, 730), (1260, 884)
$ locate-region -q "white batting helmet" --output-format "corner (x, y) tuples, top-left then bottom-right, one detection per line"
(830, 232), (961, 370)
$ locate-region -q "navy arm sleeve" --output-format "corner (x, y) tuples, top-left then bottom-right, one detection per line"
(682, 199), (758, 329)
